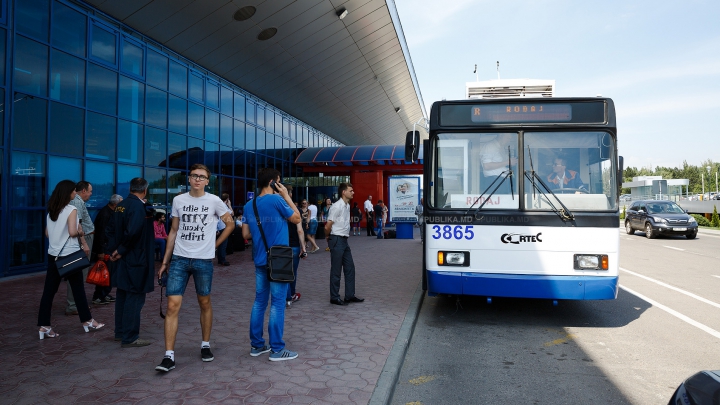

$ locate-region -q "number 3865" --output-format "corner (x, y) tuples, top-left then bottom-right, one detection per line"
(431, 225), (474, 240)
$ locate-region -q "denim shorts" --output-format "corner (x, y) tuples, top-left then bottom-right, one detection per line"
(308, 219), (318, 235)
(166, 255), (214, 296)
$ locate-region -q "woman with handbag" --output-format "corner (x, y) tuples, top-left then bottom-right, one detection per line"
(37, 180), (104, 339)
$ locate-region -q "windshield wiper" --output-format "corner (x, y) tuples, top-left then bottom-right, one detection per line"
(525, 145), (575, 222)
(465, 145), (515, 216)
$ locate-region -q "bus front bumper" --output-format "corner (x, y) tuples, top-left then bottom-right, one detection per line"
(427, 270), (618, 300)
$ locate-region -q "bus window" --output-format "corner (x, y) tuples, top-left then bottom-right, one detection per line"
(524, 132), (617, 211)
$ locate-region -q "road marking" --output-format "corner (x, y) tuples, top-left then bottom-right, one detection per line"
(620, 267), (720, 310)
(544, 333), (575, 347)
(663, 245), (685, 251)
(620, 285), (720, 340)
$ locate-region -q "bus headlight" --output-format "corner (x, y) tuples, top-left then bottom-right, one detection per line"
(438, 251), (470, 267)
(574, 254), (608, 270)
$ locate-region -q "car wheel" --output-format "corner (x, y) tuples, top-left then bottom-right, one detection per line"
(645, 223), (656, 239)
(686, 232), (697, 239)
(625, 221), (634, 235)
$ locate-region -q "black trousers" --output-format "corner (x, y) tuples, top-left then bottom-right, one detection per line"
(365, 213), (376, 236)
(38, 254), (93, 326)
(115, 288), (146, 344)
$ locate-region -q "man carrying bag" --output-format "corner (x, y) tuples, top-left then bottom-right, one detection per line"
(242, 168), (301, 361)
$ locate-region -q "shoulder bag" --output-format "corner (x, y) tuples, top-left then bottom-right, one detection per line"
(55, 235), (90, 279)
(252, 197), (294, 283)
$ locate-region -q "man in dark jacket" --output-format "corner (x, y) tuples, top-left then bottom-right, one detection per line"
(106, 178), (155, 348)
(91, 194), (123, 305)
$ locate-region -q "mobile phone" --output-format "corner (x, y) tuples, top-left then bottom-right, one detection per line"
(300, 252), (308, 259)
(270, 180), (279, 192)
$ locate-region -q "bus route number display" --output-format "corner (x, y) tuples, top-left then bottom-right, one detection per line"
(471, 104), (572, 123)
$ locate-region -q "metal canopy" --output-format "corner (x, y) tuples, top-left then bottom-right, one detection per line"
(295, 144), (423, 166)
(85, 0), (425, 146)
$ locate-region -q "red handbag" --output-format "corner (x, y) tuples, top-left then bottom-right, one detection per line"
(86, 255), (110, 287)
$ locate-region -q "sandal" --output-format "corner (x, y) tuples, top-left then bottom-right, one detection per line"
(38, 326), (59, 340)
(83, 319), (105, 333)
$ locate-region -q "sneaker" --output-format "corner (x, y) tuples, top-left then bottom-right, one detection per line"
(291, 293), (301, 302)
(269, 348), (298, 362)
(105, 295), (116, 302)
(122, 338), (152, 348)
(93, 298), (108, 305)
(286, 301), (291, 308)
(201, 347), (214, 362)
(250, 345), (271, 357)
(155, 356), (175, 372)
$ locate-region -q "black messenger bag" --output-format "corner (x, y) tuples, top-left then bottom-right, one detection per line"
(252, 197), (294, 283)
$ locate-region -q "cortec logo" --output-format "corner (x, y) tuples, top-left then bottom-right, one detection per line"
(501, 233), (543, 244)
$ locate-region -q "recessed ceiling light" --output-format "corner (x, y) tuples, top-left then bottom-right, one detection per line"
(257, 27), (277, 41)
(336, 7), (348, 19)
(233, 6), (256, 21)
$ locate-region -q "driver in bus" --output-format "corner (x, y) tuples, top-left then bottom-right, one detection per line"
(546, 157), (586, 192)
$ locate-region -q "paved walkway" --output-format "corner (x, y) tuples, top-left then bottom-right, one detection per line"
(1, 229), (422, 404)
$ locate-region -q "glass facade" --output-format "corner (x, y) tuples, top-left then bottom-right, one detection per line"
(0, 0), (342, 277)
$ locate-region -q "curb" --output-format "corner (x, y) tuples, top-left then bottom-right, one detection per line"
(368, 281), (425, 405)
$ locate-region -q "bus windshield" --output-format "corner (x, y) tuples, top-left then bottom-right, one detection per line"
(431, 131), (617, 211)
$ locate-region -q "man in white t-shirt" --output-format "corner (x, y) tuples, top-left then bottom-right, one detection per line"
(155, 164), (234, 372)
(363, 195), (376, 236)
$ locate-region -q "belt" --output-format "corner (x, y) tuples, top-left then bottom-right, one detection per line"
(331, 234), (348, 239)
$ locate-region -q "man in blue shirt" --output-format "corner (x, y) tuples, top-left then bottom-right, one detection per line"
(242, 168), (301, 361)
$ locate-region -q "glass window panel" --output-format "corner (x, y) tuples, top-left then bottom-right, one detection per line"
(168, 133), (186, 170)
(0, 154), (2, 204)
(189, 72), (203, 101)
(233, 150), (245, 177)
(168, 95), (187, 134)
(220, 115), (232, 146)
(233, 119), (244, 149)
(118, 120), (142, 164)
(121, 40), (144, 77)
(265, 109), (274, 133)
(49, 101), (83, 156)
(233, 178), (246, 209)
(84, 160), (114, 207)
(117, 164), (141, 198)
(246, 101), (255, 124)
(256, 129), (265, 151)
(221, 87), (232, 116)
(245, 152), (256, 180)
(145, 127), (167, 167)
(118, 75), (144, 122)
(0, 89), (4, 146)
(13, 94), (47, 151)
(12, 151), (46, 207)
(48, 156), (81, 196)
(87, 63), (117, 115)
(220, 145), (232, 176)
(10, 210), (45, 267)
(91, 24), (116, 65)
(205, 141), (219, 175)
(205, 109), (219, 142)
(16, 0), (49, 41)
(145, 167), (167, 206)
(187, 102), (204, 138)
(188, 137), (204, 165)
(86, 112), (116, 160)
(145, 86), (167, 128)
(207, 173), (219, 196)
(52, 2), (86, 57)
(14, 36), (48, 96)
(169, 61), (187, 97)
(245, 124), (255, 150)
(146, 50), (168, 90)
(50, 50), (85, 105)
(221, 175), (232, 199)
(234, 92), (245, 121)
(206, 81), (218, 109)
(168, 171), (186, 204)
(257, 107), (264, 128)
(0, 29), (6, 86)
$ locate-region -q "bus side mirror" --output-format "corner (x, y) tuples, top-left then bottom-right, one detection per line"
(405, 131), (420, 162)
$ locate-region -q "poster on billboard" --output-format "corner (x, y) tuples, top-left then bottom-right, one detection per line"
(389, 176), (421, 222)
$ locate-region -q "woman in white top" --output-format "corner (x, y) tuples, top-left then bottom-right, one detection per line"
(37, 180), (104, 339)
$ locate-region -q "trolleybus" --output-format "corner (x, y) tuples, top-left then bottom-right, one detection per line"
(409, 98), (622, 301)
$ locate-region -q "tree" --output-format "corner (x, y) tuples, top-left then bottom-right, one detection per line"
(712, 205), (720, 228)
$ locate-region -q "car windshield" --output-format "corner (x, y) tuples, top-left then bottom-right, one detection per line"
(646, 202), (685, 214)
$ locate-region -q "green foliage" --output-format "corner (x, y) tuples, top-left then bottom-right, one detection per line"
(692, 214), (712, 227)
(712, 205), (720, 228)
(620, 205), (626, 220)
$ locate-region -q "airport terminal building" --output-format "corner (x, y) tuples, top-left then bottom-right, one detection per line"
(0, 0), (425, 277)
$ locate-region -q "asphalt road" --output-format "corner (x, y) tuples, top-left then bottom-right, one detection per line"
(391, 228), (720, 405)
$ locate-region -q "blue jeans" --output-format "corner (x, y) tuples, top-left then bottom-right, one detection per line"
(250, 266), (288, 352)
(166, 255), (214, 296)
(216, 237), (228, 263)
(155, 238), (166, 261)
(286, 247), (301, 301)
(375, 218), (384, 238)
(114, 288), (146, 344)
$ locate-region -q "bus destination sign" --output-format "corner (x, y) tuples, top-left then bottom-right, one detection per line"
(471, 104), (572, 123)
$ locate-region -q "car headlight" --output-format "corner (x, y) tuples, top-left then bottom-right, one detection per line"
(651, 216), (667, 224)
(688, 216), (697, 223)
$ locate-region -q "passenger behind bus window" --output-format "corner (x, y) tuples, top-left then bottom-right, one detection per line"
(479, 133), (517, 194)
(546, 157), (586, 193)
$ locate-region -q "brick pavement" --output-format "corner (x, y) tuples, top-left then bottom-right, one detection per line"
(0, 229), (421, 404)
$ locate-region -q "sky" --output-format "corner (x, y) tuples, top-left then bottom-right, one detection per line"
(393, 0), (720, 170)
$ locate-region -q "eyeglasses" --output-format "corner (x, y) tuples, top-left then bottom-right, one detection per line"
(553, 164), (565, 167)
(189, 174), (209, 181)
